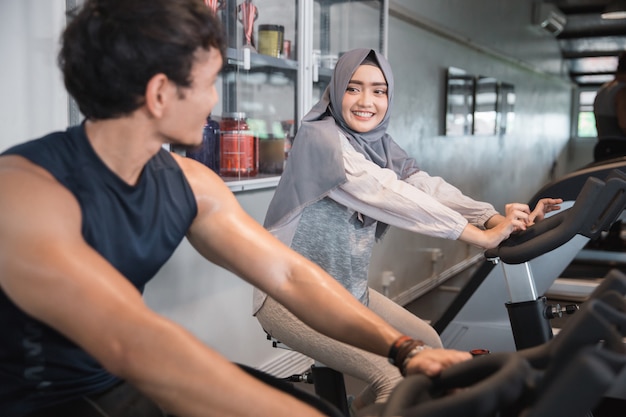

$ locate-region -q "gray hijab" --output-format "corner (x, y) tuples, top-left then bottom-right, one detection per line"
(264, 48), (420, 234)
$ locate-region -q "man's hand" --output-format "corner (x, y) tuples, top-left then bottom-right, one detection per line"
(404, 348), (472, 377)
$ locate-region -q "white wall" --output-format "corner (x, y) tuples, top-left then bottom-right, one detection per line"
(1, 0), (580, 372)
(367, 1), (576, 304)
(143, 189), (281, 366)
(390, 0), (567, 77)
(0, 0), (67, 146)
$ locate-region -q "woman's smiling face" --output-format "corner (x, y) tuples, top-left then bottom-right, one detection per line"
(341, 64), (389, 133)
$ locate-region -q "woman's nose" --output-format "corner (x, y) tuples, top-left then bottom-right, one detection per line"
(357, 92), (373, 106)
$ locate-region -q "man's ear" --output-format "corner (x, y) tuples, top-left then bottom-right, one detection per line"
(145, 73), (170, 118)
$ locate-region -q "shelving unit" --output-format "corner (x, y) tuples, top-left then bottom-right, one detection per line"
(176, 0), (389, 190)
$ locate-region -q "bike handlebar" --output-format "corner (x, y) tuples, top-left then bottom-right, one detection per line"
(485, 172), (626, 264)
(377, 270), (626, 417)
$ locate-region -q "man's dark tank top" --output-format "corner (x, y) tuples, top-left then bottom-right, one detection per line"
(0, 124), (198, 416)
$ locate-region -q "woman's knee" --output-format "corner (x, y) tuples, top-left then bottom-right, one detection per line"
(367, 289), (443, 348)
(418, 325), (443, 349)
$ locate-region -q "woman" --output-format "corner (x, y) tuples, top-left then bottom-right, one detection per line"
(253, 48), (561, 412)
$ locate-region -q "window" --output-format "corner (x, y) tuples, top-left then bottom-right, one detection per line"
(577, 90), (597, 138)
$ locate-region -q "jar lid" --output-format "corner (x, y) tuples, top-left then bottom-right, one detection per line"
(258, 24), (284, 32)
(222, 112), (246, 119)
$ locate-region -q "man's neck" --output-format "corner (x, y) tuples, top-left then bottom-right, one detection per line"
(83, 115), (163, 186)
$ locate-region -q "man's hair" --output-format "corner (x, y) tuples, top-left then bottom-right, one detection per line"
(58, 0), (226, 120)
(618, 51), (626, 74)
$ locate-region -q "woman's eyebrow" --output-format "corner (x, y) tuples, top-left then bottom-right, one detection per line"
(347, 79), (388, 87)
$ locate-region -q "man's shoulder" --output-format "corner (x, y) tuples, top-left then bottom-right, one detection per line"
(2, 128), (69, 154)
(616, 83), (626, 95)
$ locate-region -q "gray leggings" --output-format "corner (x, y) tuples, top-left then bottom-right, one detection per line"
(256, 289), (443, 407)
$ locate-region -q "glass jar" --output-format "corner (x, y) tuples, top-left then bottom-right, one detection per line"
(219, 112), (258, 177)
(258, 24), (284, 58)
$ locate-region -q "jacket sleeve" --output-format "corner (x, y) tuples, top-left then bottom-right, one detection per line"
(402, 171), (498, 228)
(328, 135), (470, 240)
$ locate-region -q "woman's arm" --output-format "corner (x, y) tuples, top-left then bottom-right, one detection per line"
(403, 170), (498, 228)
(328, 136), (527, 246)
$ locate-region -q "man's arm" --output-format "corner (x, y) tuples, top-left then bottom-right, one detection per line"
(616, 87), (626, 134)
(0, 155), (327, 417)
(180, 155), (400, 355)
(178, 155), (471, 375)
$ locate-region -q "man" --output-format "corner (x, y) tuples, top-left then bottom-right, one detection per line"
(0, 1), (472, 416)
(594, 51), (626, 139)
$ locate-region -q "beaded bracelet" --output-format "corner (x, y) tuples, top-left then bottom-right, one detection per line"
(387, 335), (412, 366)
(388, 336), (430, 375)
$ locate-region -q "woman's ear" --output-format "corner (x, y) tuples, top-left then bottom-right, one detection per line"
(144, 73), (170, 118)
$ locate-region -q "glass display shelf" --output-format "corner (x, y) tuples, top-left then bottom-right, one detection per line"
(225, 174), (281, 192)
(217, 38), (297, 185)
(191, 0), (387, 191)
(224, 47), (298, 73)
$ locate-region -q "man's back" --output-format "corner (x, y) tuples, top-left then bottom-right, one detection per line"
(594, 80), (626, 139)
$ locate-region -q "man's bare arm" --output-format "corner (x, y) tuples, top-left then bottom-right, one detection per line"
(179, 156), (471, 372)
(0, 156), (326, 417)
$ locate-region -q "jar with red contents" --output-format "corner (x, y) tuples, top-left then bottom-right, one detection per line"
(219, 112), (258, 177)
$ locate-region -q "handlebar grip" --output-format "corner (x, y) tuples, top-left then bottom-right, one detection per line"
(381, 353), (530, 417)
(486, 176), (609, 264)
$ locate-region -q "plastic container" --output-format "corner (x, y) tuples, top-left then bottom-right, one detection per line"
(186, 116), (220, 174)
(219, 112), (258, 177)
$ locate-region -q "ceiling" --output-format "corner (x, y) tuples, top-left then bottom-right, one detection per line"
(549, 0), (626, 89)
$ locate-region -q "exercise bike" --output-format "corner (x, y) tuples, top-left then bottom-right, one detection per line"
(250, 172), (626, 416)
(529, 155), (626, 296)
(364, 269), (626, 417)
(436, 170), (626, 352)
(243, 269), (626, 417)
